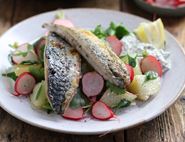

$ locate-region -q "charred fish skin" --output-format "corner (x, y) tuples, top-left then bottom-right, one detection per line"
(43, 24), (130, 88)
(45, 32), (81, 113)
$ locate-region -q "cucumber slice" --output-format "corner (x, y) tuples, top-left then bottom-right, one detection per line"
(14, 64), (44, 82)
(30, 81), (52, 110)
(100, 89), (136, 108)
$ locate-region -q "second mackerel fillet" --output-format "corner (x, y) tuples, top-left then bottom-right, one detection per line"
(43, 24), (130, 88)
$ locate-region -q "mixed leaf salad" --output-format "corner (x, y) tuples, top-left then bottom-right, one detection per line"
(2, 11), (170, 121)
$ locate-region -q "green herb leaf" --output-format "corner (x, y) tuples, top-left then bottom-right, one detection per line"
(114, 99), (131, 109)
(115, 26), (129, 39)
(20, 60), (38, 65)
(105, 22), (116, 36)
(9, 42), (19, 49)
(120, 55), (129, 64)
(127, 55), (137, 68)
(13, 44), (34, 57)
(92, 22), (129, 39)
(92, 25), (106, 39)
(29, 65), (44, 82)
(106, 81), (125, 95)
(142, 50), (148, 57)
(2, 72), (17, 81)
(145, 71), (158, 82)
(70, 89), (90, 109)
(55, 10), (64, 19)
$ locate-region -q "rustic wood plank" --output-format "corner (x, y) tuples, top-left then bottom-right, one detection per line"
(0, 0), (14, 34)
(121, 0), (153, 20)
(119, 1), (185, 142)
(0, 0), (121, 142)
(12, 0), (120, 24)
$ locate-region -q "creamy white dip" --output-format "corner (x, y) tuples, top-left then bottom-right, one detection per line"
(121, 33), (171, 72)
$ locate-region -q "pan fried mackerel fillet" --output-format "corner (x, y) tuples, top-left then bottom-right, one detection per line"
(43, 24), (130, 87)
(44, 32), (81, 113)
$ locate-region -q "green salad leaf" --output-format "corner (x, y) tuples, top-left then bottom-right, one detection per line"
(114, 99), (131, 109)
(70, 89), (90, 109)
(115, 26), (129, 39)
(92, 22), (129, 39)
(145, 71), (158, 82)
(13, 44), (34, 57)
(106, 81), (125, 95)
(29, 65), (44, 82)
(9, 42), (19, 49)
(2, 72), (17, 81)
(20, 60), (38, 65)
(55, 10), (64, 19)
(120, 54), (137, 68)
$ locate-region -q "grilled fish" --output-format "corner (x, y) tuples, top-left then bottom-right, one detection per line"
(43, 24), (130, 87)
(44, 32), (81, 113)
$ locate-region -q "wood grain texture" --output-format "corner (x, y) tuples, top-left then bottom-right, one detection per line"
(120, 1), (185, 142)
(12, 0), (120, 24)
(0, 0), (14, 34)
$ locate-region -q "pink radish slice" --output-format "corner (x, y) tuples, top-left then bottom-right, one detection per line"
(89, 96), (97, 102)
(12, 51), (38, 64)
(125, 64), (134, 82)
(14, 72), (36, 95)
(92, 101), (114, 120)
(12, 91), (20, 96)
(82, 72), (104, 97)
(106, 35), (122, 56)
(63, 107), (84, 120)
(12, 43), (38, 64)
(53, 19), (74, 28)
(34, 37), (46, 57)
(140, 55), (162, 77)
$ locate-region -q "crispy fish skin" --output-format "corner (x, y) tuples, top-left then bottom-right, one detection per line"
(43, 24), (130, 87)
(45, 32), (81, 113)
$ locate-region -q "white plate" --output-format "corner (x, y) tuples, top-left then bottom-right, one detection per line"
(0, 8), (185, 135)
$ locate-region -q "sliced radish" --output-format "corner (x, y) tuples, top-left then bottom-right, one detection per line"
(63, 107), (84, 120)
(89, 96), (97, 102)
(12, 51), (38, 64)
(92, 101), (114, 120)
(125, 64), (134, 82)
(12, 91), (20, 96)
(15, 72), (36, 95)
(106, 35), (122, 56)
(12, 43), (38, 64)
(82, 72), (104, 97)
(53, 19), (74, 28)
(34, 37), (46, 58)
(140, 55), (162, 77)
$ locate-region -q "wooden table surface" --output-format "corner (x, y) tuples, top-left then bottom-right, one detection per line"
(0, 0), (185, 141)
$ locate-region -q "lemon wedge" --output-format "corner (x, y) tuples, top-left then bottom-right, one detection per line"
(134, 18), (165, 48)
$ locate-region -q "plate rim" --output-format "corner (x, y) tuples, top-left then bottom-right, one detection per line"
(0, 8), (185, 135)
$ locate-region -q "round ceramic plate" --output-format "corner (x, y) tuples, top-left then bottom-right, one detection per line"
(0, 8), (185, 135)
(134, 0), (185, 16)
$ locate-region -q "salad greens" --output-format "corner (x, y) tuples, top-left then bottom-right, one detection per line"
(114, 99), (131, 109)
(145, 71), (158, 82)
(9, 42), (19, 49)
(106, 81), (125, 95)
(29, 65), (44, 82)
(13, 44), (34, 57)
(69, 89), (90, 109)
(92, 22), (129, 39)
(120, 54), (137, 68)
(2, 72), (17, 81)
